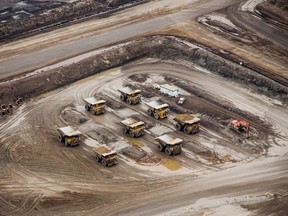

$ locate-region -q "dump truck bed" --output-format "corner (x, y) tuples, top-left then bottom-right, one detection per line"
(84, 97), (105, 105)
(121, 118), (144, 128)
(174, 114), (200, 124)
(156, 134), (183, 145)
(121, 117), (138, 125)
(146, 100), (169, 109)
(118, 86), (141, 95)
(93, 145), (116, 157)
(57, 126), (81, 136)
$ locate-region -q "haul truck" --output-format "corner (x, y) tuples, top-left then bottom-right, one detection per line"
(146, 100), (169, 119)
(93, 145), (118, 167)
(174, 114), (200, 134)
(118, 87), (142, 105)
(155, 134), (183, 155)
(84, 97), (106, 115)
(121, 117), (145, 137)
(57, 126), (81, 147)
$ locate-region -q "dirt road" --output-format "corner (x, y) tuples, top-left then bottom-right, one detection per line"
(1, 0), (288, 215)
(89, 155), (288, 216)
(0, 60), (287, 215)
(0, 0), (242, 79)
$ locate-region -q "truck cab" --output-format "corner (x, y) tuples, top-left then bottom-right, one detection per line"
(146, 100), (169, 119)
(57, 126), (81, 147)
(174, 114), (200, 134)
(118, 87), (142, 105)
(93, 145), (118, 167)
(84, 97), (106, 115)
(155, 134), (183, 155)
(121, 117), (145, 137)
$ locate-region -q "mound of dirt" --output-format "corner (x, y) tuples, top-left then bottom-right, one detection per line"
(86, 125), (118, 143)
(128, 74), (148, 83)
(138, 155), (161, 165)
(256, 0), (288, 26)
(61, 106), (89, 126)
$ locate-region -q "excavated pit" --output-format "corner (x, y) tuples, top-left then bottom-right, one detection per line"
(0, 35), (287, 215)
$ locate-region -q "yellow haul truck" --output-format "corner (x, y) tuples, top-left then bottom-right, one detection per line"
(174, 114), (200, 134)
(146, 100), (169, 119)
(118, 87), (142, 105)
(57, 126), (81, 147)
(84, 97), (106, 115)
(121, 117), (145, 137)
(93, 145), (118, 167)
(155, 134), (183, 156)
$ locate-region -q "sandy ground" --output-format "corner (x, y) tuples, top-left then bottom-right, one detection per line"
(0, 0), (288, 215)
(0, 60), (287, 215)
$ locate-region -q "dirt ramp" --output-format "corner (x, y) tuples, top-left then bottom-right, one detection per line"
(1, 36), (287, 106)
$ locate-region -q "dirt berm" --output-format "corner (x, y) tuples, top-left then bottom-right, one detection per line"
(0, 0), (145, 42)
(1, 36), (288, 106)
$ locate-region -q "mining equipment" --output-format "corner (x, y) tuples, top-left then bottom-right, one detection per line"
(155, 134), (183, 155)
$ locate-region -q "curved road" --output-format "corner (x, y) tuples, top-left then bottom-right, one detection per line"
(89, 156), (288, 216)
(228, 3), (288, 52)
(0, 0), (242, 79)
(0, 61), (287, 215)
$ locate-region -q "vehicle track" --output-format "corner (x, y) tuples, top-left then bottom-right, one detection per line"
(0, 60), (287, 215)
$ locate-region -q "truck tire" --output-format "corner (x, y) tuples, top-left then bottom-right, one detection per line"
(123, 127), (128, 133)
(175, 123), (182, 131)
(157, 144), (164, 152)
(90, 109), (96, 115)
(58, 135), (64, 142)
(184, 126), (191, 134)
(153, 113), (160, 119)
(6, 108), (13, 115)
(191, 125), (199, 134)
(64, 138), (69, 147)
(148, 109), (152, 115)
(1, 104), (6, 110)
(120, 95), (125, 101)
(85, 104), (90, 111)
(101, 159), (107, 166)
(129, 131), (135, 138)
(95, 155), (100, 162)
(165, 147), (172, 156)
(16, 99), (22, 106)
(127, 99), (132, 105)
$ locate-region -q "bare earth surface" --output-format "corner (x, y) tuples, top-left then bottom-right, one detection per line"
(0, 0), (288, 215)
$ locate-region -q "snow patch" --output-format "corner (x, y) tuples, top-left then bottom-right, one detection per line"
(17, 1), (28, 6)
(149, 124), (173, 136)
(241, 0), (267, 12)
(198, 14), (238, 29)
(83, 137), (101, 148)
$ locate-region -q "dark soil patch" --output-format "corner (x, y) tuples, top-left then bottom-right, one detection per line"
(256, 0), (288, 26)
(128, 74), (148, 83)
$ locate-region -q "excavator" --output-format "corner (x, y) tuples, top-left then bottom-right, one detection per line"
(228, 120), (250, 134)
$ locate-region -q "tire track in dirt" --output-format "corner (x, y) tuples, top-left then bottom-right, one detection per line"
(0, 60), (287, 214)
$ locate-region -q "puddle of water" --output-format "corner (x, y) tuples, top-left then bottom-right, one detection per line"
(161, 158), (181, 171)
